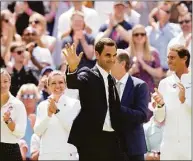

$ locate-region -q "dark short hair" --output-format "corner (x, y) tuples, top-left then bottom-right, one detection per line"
(117, 49), (131, 71)
(169, 44), (190, 67)
(95, 38), (117, 55)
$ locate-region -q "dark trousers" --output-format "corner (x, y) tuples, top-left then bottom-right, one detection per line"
(0, 142), (22, 161)
(126, 154), (145, 161)
(77, 131), (124, 161)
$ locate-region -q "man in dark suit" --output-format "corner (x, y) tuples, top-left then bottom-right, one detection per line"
(111, 49), (149, 161)
(63, 38), (124, 161)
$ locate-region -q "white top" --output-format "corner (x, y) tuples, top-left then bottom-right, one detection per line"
(154, 72), (191, 141)
(125, 9), (141, 26)
(96, 64), (114, 132)
(30, 133), (40, 154)
(34, 94), (80, 155)
(116, 73), (129, 99)
(57, 6), (100, 39)
(1, 93), (27, 144)
(27, 46), (54, 69)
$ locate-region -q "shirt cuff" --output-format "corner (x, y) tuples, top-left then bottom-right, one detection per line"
(67, 67), (77, 75)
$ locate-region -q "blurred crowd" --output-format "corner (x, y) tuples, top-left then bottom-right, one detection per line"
(0, 1), (192, 160)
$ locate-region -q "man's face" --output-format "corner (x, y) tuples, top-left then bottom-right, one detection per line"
(96, 45), (117, 73)
(111, 57), (125, 80)
(12, 47), (25, 64)
(178, 14), (192, 33)
(114, 4), (126, 19)
(158, 3), (171, 23)
(22, 29), (38, 44)
(167, 50), (187, 71)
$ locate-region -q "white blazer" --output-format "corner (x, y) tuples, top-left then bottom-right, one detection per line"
(34, 94), (80, 160)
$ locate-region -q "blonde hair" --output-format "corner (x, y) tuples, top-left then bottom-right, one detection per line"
(29, 12), (47, 34)
(71, 10), (85, 20)
(47, 70), (66, 86)
(16, 83), (41, 101)
(128, 24), (152, 61)
(0, 68), (11, 81)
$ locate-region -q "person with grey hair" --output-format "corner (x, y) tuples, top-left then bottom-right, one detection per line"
(111, 49), (149, 161)
(34, 70), (81, 160)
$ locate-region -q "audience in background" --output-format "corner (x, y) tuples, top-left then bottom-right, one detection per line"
(0, 1), (191, 160)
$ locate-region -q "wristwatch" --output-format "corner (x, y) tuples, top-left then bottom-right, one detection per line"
(157, 103), (165, 108)
(5, 118), (12, 124)
(55, 109), (60, 114)
(113, 24), (119, 30)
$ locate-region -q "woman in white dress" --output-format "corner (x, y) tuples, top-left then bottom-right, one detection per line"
(34, 70), (80, 160)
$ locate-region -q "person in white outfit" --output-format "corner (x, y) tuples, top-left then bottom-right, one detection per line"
(34, 70), (81, 160)
(152, 44), (191, 160)
(1, 68), (27, 161)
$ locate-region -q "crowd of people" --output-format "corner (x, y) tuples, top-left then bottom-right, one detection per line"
(1, 1), (192, 161)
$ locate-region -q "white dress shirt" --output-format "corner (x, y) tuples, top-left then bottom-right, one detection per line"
(34, 93), (80, 160)
(30, 133), (40, 155)
(154, 72), (191, 160)
(57, 6), (100, 39)
(1, 93), (27, 144)
(116, 73), (129, 99)
(96, 64), (114, 132)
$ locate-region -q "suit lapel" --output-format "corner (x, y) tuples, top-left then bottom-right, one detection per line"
(121, 75), (134, 105)
(92, 66), (105, 83)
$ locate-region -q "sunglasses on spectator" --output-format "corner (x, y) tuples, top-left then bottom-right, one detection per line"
(24, 32), (36, 36)
(14, 50), (25, 55)
(29, 20), (40, 25)
(133, 33), (146, 37)
(179, 20), (191, 25)
(21, 94), (36, 99)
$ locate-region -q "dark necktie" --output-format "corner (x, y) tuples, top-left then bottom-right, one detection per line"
(107, 74), (120, 131)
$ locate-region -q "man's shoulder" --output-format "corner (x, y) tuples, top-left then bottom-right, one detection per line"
(99, 23), (108, 32)
(131, 76), (146, 85)
(122, 20), (132, 30)
(59, 8), (73, 20)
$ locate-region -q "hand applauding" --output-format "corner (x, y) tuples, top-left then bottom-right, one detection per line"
(47, 98), (57, 117)
(3, 111), (11, 123)
(177, 82), (186, 103)
(152, 88), (164, 107)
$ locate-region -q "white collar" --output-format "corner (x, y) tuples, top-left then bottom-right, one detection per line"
(96, 63), (109, 80)
(117, 73), (129, 85)
(2, 92), (15, 109)
(172, 71), (191, 82)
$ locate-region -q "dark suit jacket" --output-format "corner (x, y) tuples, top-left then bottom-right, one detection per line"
(66, 66), (121, 147)
(120, 75), (149, 156)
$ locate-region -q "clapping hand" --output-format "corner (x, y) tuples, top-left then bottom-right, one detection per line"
(177, 83), (186, 103)
(3, 111), (11, 122)
(47, 98), (57, 117)
(152, 88), (164, 106)
(62, 43), (83, 72)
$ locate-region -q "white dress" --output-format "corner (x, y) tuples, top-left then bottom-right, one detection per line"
(34, 94), (80, 160)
